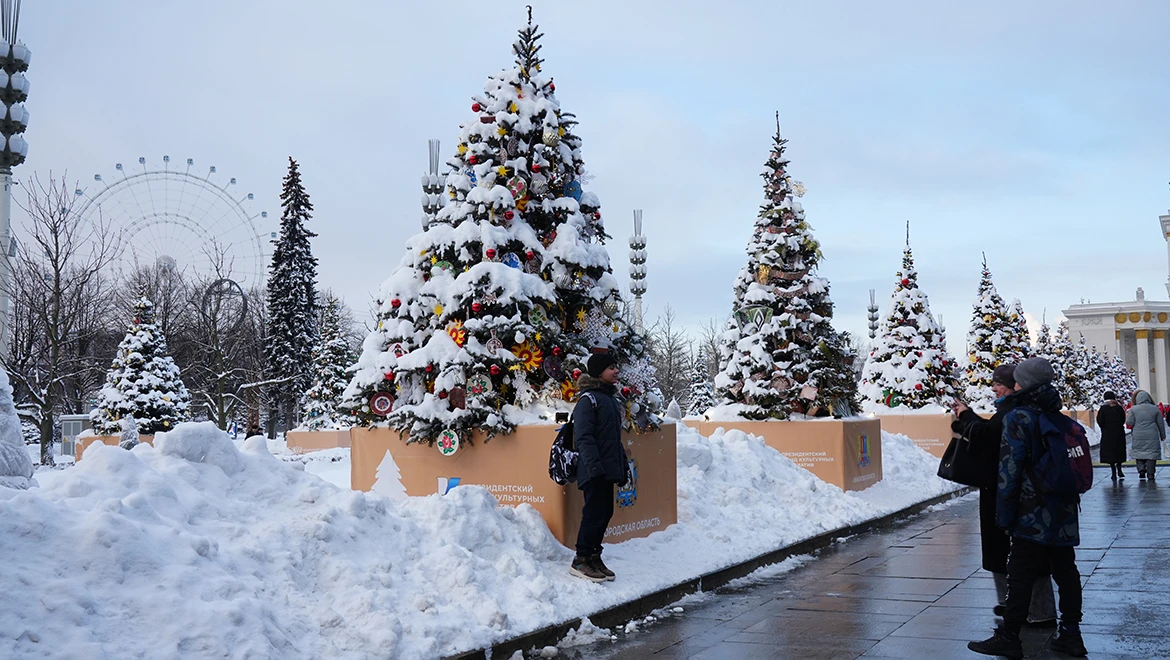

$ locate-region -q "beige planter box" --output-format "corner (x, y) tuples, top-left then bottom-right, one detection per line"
(286, 429), (352, 453)
(693, 418), (882, 491)
(76, 434), (155, 461)
(351, 424), (677, 548)
(1063, 409), (1095, 429)
(877, 413), (954, 459)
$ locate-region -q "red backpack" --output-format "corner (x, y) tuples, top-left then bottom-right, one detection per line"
(1030, 412), (1094, 497)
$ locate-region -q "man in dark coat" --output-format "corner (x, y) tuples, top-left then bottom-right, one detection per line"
(969, 358), (1086, 658)
(1097, 391), (1127, 480)
(569, 351), (628, 583)
(953, 364), (1054, 624)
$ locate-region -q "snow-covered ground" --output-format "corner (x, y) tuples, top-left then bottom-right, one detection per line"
(3, 421), (960, 659)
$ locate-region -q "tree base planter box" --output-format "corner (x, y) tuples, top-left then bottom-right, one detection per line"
(876, 413), (954, 459)
(76, 435), (155, 461)
(692, 418), (882, 491)
(350, 424), (677, 548)
(1063, 409), (1095, 429)
(286, 429), (352, 454)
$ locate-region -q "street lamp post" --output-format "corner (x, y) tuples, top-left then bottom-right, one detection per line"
(629, 210), (647, 334)
(0, 0), (28, 362)
(420, 139), (443, 230)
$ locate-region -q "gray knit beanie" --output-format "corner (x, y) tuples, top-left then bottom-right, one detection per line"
(1013, 357), (1055, 391)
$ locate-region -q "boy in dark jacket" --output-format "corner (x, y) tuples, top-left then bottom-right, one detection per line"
(969, 358), (1087, 658)
(569, 352), (628, 583)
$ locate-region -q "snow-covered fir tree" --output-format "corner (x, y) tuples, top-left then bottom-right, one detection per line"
(963, 258), (1012, 412)
(300, 294), (356, 430)
(1104, 354), (1138, 402)
(0, 367), (34, 489)
(1004, 299), (1031, 363)
(714, 118), (858, 419)
(1081, 343), (1109, 406)
(265, 157), (319, 433)
(91, 296), (191, 435)
(686, 348), (717, 417)
(860, 235), (957, 409)
(341, 10), (661, 444)
(119, 415), (140, 450)
(1032, 317), (1066, 390)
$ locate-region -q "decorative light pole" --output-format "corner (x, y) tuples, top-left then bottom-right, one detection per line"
(629, 210), (647, 333)
(420, 139), (443, 229)
(0, 0), (28, 361)
(867, 289), (879, 339)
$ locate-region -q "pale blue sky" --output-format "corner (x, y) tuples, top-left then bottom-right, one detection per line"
(16, 1), (1170, 354)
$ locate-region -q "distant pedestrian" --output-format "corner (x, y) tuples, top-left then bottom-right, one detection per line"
(953, 364), (1055, 625)
(1126, 390), (1163, 481)
(569, 351), (628, 583)
(969, 357), (1086, 658)
(1097, 391), (1127, 481)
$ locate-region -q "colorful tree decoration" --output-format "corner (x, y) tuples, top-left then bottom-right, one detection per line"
(714, 117), (858, 419)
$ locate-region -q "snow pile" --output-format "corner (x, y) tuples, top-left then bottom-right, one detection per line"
(0, 367), (34, 489)
(3, 421), (960, 658)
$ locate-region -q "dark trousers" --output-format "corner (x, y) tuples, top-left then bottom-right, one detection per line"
(1004, 539), (1081, 634)
(576, 479), (615, 557)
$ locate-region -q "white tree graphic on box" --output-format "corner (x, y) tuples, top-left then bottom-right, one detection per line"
(372, 450), (407, 500)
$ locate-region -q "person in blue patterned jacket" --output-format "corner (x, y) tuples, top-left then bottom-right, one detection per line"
(969, 357), (1087, 659)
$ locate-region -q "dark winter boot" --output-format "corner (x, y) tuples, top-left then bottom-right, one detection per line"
(1050, 622), (1087, 656)
(569, 556), (608, 583)
(590, 555), (615, 581)
(968, 627), (1023, 659)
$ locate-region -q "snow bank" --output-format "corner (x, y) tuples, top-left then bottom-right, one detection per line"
(3, 422), (959, 658)
(0, 367), (34, 489)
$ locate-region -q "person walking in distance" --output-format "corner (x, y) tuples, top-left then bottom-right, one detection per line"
(969, 357), (1087, 658)
(1097, 391), (1128, 481)
(569, 351), (628, 583)
(1126, 390), (1163, 481)
(952, 364), (1055, 625)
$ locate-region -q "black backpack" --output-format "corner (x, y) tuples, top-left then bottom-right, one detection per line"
(549, 393), (595, 485)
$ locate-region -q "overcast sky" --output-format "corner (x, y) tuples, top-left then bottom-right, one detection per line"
(15, 0), (1170, 355)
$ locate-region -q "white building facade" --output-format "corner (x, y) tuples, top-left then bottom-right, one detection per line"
(1062, 208), (1170, 403)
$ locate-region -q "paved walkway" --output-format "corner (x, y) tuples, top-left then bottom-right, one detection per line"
(571, 477), (1170, 659)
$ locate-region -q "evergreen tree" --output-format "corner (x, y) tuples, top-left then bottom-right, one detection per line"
(1004, 298), (1031, 363)
(686, 348), (717, 417)
(92, 296), (191, 435)
(1032, 318), (1065, 389)
(1104, 354), (1138, 402)
(265, 157), (319, 435)
(860, 235), (957, 409)
(301, 294), (356, 430)
(963, 257), (1012, 412)
(341, 10), (660, 444)
(714, 118), (858, 419)
(1048, 321), (1081, 406)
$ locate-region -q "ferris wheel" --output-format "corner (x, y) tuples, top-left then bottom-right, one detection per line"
(74, 156), (272, 290)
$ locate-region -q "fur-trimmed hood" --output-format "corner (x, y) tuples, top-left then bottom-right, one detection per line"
(576, 373), (615, 395)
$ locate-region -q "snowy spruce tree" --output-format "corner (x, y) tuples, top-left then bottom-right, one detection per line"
(265, 157), (319, 435)
(963, 258), (1012, 412)
(860, 234), (957, 409)
(91, 296), (191, 435)
(341, 10), (660, 444)
(301, 294), (356, 430)
(686, 348), (717, 417)
(1104, 354), (1138, 401)
(1004, 299), (1031, 363)
(714, 119), (858, 419)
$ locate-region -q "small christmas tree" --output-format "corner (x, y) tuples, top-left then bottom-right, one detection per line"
(300, 294), (356, 430)
(372, 450), (407, 500)
(963, 257), (1012, 412)
(119, 415), (140, 450)
(92, 296), (191, 435)
(860, 234), (958, 409)
(686, 348), (717, 417)
(0, 367), (34, 489)
(340, 10), (660, 444)
(714, 118), (858, 419)
(265, 157), (319, 432)
(1104, 354), (1137, 402)
(1004, 299), (1031, 363)
(1049, 321), (1082, 405)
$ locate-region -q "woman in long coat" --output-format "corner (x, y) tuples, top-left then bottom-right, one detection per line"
(1126, 390), (1164, 480)
(1097, 391), (1127, 480)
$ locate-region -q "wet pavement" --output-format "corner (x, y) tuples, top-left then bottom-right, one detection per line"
(569, 477), (1170, 659)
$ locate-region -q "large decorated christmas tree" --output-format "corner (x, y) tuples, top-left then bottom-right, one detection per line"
(340, 11), (660, 444)
(300, 294), (355, 430)
(860, 234), (957, 409)
(1004, 298), (1031, 364)
(963, 258), (1012, 412)
(1103, 353), (1138, 402)
(714, 119), (858, 419)
(91, 296), (191, 435)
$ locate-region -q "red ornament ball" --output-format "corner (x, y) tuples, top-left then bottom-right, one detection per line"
(552, 346), (563, 357)
(391, 298), (402, 309)
(490, 364), (501, 376)
(472, 102), (481, 112)
(384, 371), (395, 382)
(471, 302), (483, 313)
(549, 82), (555, 91)
(468, 155), (478, 165)
(531, 163), (542, 172)
(901, 278), (909, 286)
(621, 386), (632, 397)
(425, 364), (434, 373)
(485, 248), (497, 259)
(525, 250), (535, 261)
(914, 383), (923, 391)
(572, 369), (582, 379)
(438, 390), (448, 399)
(504, 210), (515, 220)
